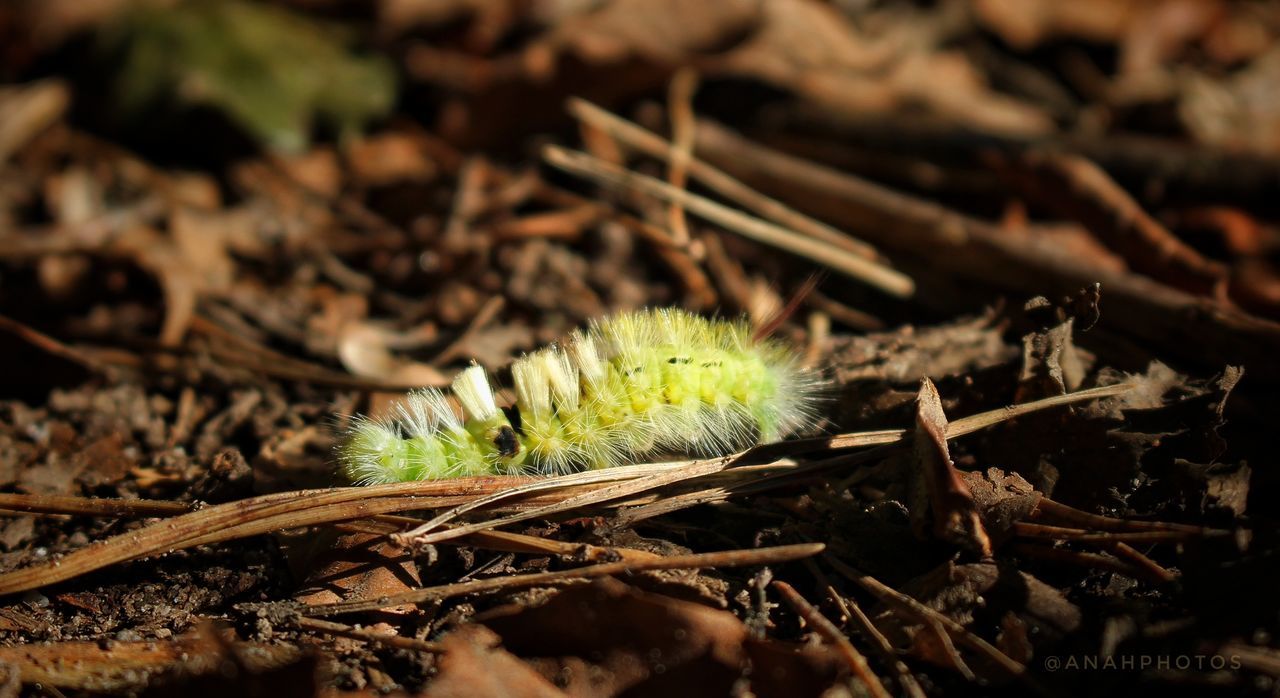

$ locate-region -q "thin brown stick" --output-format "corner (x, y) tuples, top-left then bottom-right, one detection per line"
(799, 381), (1137, 451)
(404, 382), (1135, 542)
(804, 560), (926, 698)
(1012, 521), (1227, 543)
(531, 182), (717, 309)
(1008, 543), (1164, 583)
(303, 542), (825, 616)
(0, 478), (535, 596)
(1107, 542), (1178, 583)
(195, 313), (450, 390)
(568, 98), (882, 262)
(665, 68), (699, 247)
(823, 553), (1052, 696)
(295, 617), (445, 653)
(0, 314), (108, 374)
(0, 493), (657, 566)
(542, 145), (915, 298)
(396, 452), (762, 546)
(805, 289), (884, 332)
(616, 450), (884, 524)
(88, 340), (450, 393)
(699, 231), (755, 313)
(0, 493), (194, 518)
(1031, 498), (1209, 534)
(489, 204), (601, 241)
(991, 150), (1228, 295)
(350, 515), (662, 563)
(773, 580), (891, 698)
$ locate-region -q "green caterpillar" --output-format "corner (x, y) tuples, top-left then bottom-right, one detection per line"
(340, 308), (822, 483)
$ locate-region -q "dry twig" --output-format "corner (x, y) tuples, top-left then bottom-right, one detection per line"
(305, 543), (826, 616)
(773, 580), (891, 698)
(542, 145), (915, 298)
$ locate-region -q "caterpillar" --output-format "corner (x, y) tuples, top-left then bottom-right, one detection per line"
(339, 308), (823, 484)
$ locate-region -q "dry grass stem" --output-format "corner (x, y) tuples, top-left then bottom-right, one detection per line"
(567, 98), (883, 263)
(542, 144), (915, 298)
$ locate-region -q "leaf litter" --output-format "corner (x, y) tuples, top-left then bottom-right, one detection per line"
(0, 1), (1276, 695)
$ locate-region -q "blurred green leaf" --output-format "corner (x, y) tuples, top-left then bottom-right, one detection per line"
(103, 0), (396, 152)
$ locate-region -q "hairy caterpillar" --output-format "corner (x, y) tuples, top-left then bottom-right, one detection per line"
(340, 308), (823, 484)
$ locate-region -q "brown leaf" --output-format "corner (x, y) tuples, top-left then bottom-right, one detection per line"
(1168, 459), (1251, 518)
(0, 79), (69, 162)
(1182, 47), (1280, 153)
(910, 378), (992, 558)
(478, 577), (843, 696)
(540, 0), (760, 65)
(1015, 294), (1090, 402)
(430, 624), (567, 698)
(712, 0), (1052, 136)
(960, 467), (1042, 547)
(973, 0), (1150, 51)
(344, 131), (438, 188)
(73, 433), (135, 488)
(17, 433), (131, 495)
(293, 532), (422, 615)
(335, 321), (449, 387)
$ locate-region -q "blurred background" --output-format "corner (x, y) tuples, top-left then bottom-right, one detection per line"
(2, 0), (1280, 388)
(2, 2), (1280, 695)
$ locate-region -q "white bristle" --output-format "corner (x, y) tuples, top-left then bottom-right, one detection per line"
(541, 349), (580, 412)
(451, 364), (498, 421)
(567, 330), (605, 386)
(511, 354), (552, 417)
(397, 388), (459, 437)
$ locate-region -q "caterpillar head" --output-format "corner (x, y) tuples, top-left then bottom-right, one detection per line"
(342, 416), (419, 483)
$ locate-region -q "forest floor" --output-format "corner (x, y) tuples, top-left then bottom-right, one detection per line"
(0, 1), (1278, 696)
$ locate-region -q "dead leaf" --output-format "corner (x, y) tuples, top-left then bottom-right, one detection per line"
(17, 433), (131, 495)
(73, 433), (135, 488)
(336, 321), (450, 387)
(910, 378), (992, 557)
(293, 532), (421, 615)
(713, 0), (1051, 136)
(1168, 459), (1251, 518)
(430, 624), (567, 698)
(961, 468), (1042, 547)
(478, 577), (843, 696)
(1183, 46), (1280, 152)
(344, 131), (438, 187)
(1016, 297), (1088, 402)
(973, 0), (1151, 51)
(0, 79), (69, 162)
(0, 519), (34, 552)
